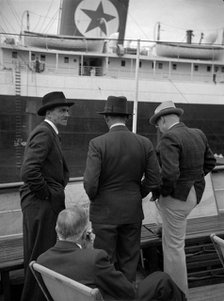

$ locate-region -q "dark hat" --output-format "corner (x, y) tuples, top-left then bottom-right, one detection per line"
(98, 96), (132, 115)
(150, 101), (184, 125)
(38, 91), (74, 116)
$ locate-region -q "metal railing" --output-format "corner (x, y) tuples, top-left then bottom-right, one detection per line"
(0, 177), (84, 189)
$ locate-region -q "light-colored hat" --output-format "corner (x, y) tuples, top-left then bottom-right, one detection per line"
(38, 91), (74, 116)
(150, 101), (184, 125)
(98, 96), (132, 116)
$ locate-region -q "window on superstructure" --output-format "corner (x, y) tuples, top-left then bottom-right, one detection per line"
(139, 61), (142, 68)
(40, 55), (46, 61)
(222, 67), (224, 73)
(215, 66), (219, 72)
(64, 57), (69, 63)
(121, 60), (126, 67)
(207, 66), (211, 72)
(12, 51), (17, 58)
(158, 63), (163, 69)
(194, 65), (199, 71)
(31, 53), (35, 60)
(172, 64), (177, 70)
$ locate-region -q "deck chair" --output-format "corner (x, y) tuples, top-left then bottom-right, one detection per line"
(210, 233), (224, 267)
(29, 261), (104, 301)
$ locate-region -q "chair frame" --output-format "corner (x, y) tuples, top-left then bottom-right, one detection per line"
(29, 260), (103, 301)
(210, 233), (224, 267)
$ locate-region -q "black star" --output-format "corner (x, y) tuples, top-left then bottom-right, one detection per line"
(81, 2), (116, 35)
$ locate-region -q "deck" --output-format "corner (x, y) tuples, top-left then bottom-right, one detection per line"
(0, 168), (224, 300)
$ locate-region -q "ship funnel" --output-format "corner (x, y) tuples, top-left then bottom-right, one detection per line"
(186, 30), (194, 44)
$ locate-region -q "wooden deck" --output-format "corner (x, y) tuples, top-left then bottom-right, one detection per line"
(141, 214), (224, 246)
(189, 283), (224, 301)
(1, 171), (224, 300)
(1, 282), (224, 301)
(0, 217), (224, 300)
(140, 215), (224, 288)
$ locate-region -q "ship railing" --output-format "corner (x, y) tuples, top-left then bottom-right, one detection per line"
(0, 177), (83, 190)
(2, 59), (220, 83)
(1, 165), (224, 190)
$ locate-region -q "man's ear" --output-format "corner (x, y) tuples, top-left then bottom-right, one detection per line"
(81, 229), (87, 241)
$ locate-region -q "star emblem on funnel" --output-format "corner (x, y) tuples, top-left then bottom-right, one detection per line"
(81, 2), (116, 35)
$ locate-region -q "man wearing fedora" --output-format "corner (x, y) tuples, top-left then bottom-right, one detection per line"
(20, 91), (74, 301)
(84, 95), (161, 283)
(149, 100), (216, 298)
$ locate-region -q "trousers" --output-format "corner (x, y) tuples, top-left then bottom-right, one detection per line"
(92, 222), (142, 282)
(157, 186), (197, 298)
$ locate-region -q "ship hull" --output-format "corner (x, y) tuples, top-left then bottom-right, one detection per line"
(1, 94), (223, 183)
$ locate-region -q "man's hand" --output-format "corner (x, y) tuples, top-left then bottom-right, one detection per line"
(81, 229), (95, 249)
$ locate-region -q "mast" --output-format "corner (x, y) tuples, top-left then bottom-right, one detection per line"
(20, 10), (29, 40)
(132, 39), (140, 133)
(157, 22), (160, 41)
(57, 0), (63, 35)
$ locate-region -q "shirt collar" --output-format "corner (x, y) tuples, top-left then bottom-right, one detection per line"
(110, 122), (126, 129)
(76, 243), (82, 249)
(44, 119), (59, 135)
(168, 121), (180, 130)
(57, 239), (82, 249)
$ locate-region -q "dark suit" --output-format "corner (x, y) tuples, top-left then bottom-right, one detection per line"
(37, 240), (186, 301)
(84, 125), (161, 281)
(20, 121), (69, 301)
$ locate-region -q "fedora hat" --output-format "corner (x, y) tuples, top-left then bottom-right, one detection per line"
(98, 96), (132, 115)
(38, 91), (74, 116)
(150, 101), (184, 125)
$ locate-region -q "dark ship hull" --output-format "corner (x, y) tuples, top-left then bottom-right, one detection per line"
(1, 94), (223, 183)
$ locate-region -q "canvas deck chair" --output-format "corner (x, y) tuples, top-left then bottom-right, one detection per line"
(29, 261), (104, 301)
(210, 233), (224, 267)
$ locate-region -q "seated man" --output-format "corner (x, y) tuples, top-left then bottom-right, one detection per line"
(37, 206), (186, 300)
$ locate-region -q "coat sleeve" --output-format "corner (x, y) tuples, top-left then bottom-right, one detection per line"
(83, 139), (101, 200)
(94, 250), (136, 300)
(140, 140), (161, 198)
(21, 129), (52, 200)
(202, 135), (216, 175)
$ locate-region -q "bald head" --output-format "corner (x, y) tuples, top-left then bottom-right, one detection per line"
(55, 206), (88, 241)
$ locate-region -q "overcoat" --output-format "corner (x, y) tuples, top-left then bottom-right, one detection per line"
(20, 121), (70, 301)
(20, 121), (69, 213)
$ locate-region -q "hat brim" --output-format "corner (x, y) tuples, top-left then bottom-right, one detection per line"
(38, 102), (74, 116)
(150, 107), (184, 125)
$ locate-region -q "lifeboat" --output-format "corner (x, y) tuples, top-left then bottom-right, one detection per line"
(155, 41), (224, 60)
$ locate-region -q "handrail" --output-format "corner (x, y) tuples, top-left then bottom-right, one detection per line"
(1, 165), (224, 189)
(213, 165), (224, 171)
(0, 177), (84, 190)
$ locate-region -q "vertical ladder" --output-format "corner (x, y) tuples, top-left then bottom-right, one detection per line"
(14, 64), (24, 171)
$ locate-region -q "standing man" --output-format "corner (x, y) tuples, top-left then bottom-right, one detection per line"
(20, 91), (74, 301)
(149, 100), (216, 298)
(84, 95), (161, 283)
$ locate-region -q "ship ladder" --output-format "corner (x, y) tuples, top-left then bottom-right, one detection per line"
(14, 64), (24, 171)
